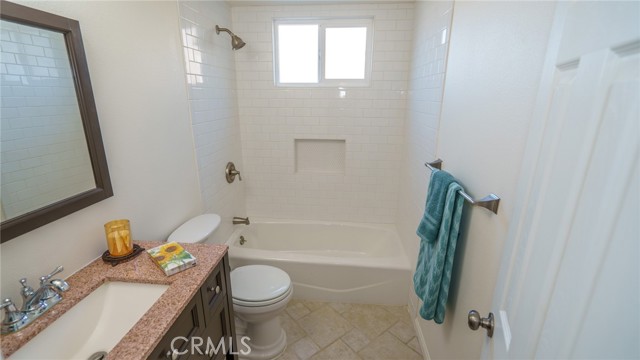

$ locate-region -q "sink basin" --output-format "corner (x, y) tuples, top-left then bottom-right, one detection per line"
(10, 282), (169, 360)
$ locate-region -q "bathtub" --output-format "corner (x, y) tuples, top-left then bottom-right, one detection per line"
(226, 219), (411, 305)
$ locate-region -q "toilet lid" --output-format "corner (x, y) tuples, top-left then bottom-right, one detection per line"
(231, 265), (291, 303)
(168, 214), (221, 243)
(233, 286), (292, 307)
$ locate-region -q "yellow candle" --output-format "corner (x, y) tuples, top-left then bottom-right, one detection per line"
(104, 219), (133, 257)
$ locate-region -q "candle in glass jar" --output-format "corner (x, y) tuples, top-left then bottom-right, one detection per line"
(104, 219), (133, 257)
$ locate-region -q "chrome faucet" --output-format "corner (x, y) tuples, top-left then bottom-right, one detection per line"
(233, 217), (250, 225)
(1, 266), (69, 334)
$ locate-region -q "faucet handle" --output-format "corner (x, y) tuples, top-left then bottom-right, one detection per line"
(1, 299), (28, 334)
(1, 299), (23, 322)
(225, 162), (242, 183)
(19, 278), (34, 299)
(0, 299), (16, 311)
(40, 266), (63, 285)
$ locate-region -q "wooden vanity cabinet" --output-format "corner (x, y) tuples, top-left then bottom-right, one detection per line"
(148, 254), (237, 360)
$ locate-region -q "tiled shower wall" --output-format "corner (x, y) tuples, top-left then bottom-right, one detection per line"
(178, 1), (246, 243)
(232, 3), (413, 223)
(395, 0), (454, 315)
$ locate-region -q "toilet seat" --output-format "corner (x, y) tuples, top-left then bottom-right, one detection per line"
(231, 265), (292, 307)
(233, 286), (292, 307)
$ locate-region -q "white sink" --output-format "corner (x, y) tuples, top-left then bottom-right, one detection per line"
(10, 282), (169, 360)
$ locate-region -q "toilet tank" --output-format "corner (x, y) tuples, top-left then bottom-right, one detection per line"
(168, 214), (221, 243)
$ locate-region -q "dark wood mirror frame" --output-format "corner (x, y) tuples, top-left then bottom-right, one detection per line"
(0, 1), (113, 242)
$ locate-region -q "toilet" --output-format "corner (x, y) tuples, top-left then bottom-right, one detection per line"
(170, 215), (292, 359)
(231, 265), (292, 360)
(167, 214), (221, 243)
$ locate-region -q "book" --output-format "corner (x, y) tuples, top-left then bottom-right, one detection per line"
(147, 242), (196, 276)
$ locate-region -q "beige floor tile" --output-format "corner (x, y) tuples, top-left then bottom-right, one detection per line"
(281, 313), (306, 345)
(327, 302), (352, 314)
(276, 346), (300, 360)
(287, 301), (312, 320)
(357, 333), (422, 360)
(297, 306), (353, 348)
(382, 305), (412, 324)
(299, 299), (325, 311)
(407, 337), (422, 355)
(341, 327), (370, 353)
(281, 301), (423, 360)
(341, 304), (398, 339)
(310, 340), (361, 360)
(388, 320), (417, 343)
(291, 337), (320, 360)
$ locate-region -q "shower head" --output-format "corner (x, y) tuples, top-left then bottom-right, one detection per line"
(216, 25), (246, 50)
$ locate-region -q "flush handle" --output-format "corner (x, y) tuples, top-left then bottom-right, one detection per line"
(468, 310), (494, 337)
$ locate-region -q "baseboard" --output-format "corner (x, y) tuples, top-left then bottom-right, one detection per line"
(412, 316), (431, 360)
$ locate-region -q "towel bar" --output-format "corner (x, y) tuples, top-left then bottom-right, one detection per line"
(424, 159), (500, 214)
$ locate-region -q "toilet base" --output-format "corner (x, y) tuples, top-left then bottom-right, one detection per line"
(235, 318), (287, 360)
(238, 327), (286, 360)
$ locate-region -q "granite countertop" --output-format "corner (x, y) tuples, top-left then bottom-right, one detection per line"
(0, 241), (228, 359)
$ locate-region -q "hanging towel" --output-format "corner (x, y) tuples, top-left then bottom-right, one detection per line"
(414, 173), (465, 324)
(416, 169), (456, 244)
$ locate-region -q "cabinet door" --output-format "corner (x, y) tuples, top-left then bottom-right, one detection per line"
(201, 259), (226, 314)
(202, 299), (233, 360)
(147, 293), (206, 360)
(201, 255), (237, 360)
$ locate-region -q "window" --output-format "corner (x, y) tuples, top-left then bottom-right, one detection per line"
(274, 19), (373, 86)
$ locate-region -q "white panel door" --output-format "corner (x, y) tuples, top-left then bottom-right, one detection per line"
(483, 1), (640, 359)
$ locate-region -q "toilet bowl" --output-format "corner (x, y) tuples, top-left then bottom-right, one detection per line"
(167, 214), (221, 243)
(231, 265), (292, 360)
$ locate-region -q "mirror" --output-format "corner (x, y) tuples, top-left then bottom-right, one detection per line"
(0, 1), (112, 242)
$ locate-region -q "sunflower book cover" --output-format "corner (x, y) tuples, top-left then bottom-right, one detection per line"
(147, 242), (196, 276)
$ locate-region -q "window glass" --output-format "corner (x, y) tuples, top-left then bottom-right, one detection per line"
(324, 27), (367, 80)
(277, 24), (319, 83)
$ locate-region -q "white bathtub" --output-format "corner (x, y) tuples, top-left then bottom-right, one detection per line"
(226, 219), (411, 305)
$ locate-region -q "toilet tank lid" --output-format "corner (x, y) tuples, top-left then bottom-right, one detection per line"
(168, 214), (221, 243)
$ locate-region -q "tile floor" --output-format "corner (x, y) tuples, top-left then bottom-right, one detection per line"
(276, 299), (423, 360)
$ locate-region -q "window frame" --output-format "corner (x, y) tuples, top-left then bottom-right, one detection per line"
(273, 18), (374, 87)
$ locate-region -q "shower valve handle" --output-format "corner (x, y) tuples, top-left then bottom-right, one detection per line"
(225, 162), (242, 183)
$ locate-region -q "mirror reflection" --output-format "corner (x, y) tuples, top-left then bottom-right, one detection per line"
(0, 20), (96, 221)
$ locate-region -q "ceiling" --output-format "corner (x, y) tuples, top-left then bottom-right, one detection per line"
(226, 0), (415, 7)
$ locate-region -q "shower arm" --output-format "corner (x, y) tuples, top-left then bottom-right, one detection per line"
(216, 26), (232, 36)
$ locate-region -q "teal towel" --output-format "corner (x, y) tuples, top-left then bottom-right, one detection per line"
(416, 169), (456, 244)
(414, 177), (465, 324)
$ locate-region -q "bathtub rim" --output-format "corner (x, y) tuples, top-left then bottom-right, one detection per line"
(226, 218), (411, 271)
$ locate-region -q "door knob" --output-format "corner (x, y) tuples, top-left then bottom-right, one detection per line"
(468, 310), (494, 337)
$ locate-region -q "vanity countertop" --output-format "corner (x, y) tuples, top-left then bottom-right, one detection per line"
(0, 241), (228, 359)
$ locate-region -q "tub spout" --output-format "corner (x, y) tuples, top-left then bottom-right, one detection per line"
(233, 217), (250, 225)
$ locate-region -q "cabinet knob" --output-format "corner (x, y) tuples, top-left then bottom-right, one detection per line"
(165, 349), (179, 360)
(208, 285), (221, 294)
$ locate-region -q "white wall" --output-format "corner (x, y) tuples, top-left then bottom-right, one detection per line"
(232, 3), (413, 223)
(396, 0), (453, 316)
(0, 1), (202, 302)
(406, 2), (556, 359)
(178, 1), (246, 244)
